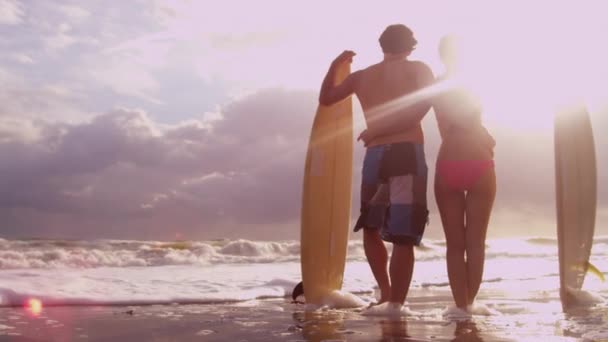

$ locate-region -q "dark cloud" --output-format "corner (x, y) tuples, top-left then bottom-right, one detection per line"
(1, 90), (607, 240)
(0, 89), (315, 239)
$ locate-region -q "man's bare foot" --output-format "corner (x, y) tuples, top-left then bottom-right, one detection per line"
(367, 297), (390, 308)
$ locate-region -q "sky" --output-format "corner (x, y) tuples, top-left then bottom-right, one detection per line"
(1, 0), (607, 241)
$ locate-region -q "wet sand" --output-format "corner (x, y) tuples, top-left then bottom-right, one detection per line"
(0, 297), (599, 341)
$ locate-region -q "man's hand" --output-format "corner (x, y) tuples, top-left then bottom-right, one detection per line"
(319, 50), (358, 106)
(357, 128), (375, 147)
(332, 50), (356, 66)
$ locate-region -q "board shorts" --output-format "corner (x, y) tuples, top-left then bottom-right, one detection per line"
(354, 142), (429, 246)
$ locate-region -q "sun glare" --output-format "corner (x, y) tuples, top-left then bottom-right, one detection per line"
(432, 5), (606, 130)
(25, 298), (43, 316)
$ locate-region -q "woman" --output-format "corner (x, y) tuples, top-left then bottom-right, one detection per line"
(433, 35), (496, 311)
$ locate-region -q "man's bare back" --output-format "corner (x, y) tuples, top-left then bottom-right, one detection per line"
(319, 51), (433, 147)
(354, 58), (433, 146)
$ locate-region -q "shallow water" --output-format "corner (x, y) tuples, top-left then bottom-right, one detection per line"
(1, 237), (608, 340)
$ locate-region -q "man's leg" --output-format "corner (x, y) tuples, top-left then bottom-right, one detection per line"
(389, 243), (414, 304)
(358, 145), (392, 304)
(382, 143), (428, 305)
(363, 228), (390, 303)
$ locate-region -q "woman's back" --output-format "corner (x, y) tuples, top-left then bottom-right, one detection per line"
(434, 76), (494, 161)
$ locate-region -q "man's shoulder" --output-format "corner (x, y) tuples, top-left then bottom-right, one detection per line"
(355, 60), (433, 79)
(350, 64), (379, 82)
(408, 60), (434, 85)
(357, 62), (382, 73)
(408, 60), (433, 74)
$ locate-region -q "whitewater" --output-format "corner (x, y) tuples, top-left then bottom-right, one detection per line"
(1, 237), (608, 308)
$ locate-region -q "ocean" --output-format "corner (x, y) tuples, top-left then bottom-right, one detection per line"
(2, 236), (608, 340)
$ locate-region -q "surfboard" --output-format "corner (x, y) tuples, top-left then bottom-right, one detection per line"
(299, 62), (353, 305)
(554, 104), (598, 310)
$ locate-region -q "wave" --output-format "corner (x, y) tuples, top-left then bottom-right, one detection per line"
(0, 279), (373, 308)
(2, 237), (608, 270)
(0, 288), (277, 308)
(0, 239), (305, 269)
(420, 277), (510, 288)
(526, 237), (558, 245)
(526, 236), (608, 245)
(0, 284), (294, 308)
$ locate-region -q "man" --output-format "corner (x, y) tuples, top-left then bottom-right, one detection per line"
(319, 24), (434, 307)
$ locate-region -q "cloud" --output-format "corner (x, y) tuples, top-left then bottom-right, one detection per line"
(1, 87), (606, 241)
(0, 0), (230, 131)
(9, 53), (34, 64)
(88, 57), (162, 103)
(0, 0), (23, 25)
(56, 4), (90, 21)
(1, 1), (607, 241)
(0, 67), (88, 122)
(0, 89), (315, 239)
(43, 23), (77, 50)
(0, 1), (162, 110)
(3, 53), (36, 65)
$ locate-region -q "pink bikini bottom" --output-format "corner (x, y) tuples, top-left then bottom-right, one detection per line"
(436, 160), (494, 191)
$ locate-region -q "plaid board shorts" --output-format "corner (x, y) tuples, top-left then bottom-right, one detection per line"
(354, 142), (429, 245)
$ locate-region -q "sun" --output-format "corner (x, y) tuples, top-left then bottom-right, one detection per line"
(433, 4), (607, 130)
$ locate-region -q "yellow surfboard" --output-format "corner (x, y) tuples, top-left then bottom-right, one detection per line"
(299, 62), (353, 305)
(554, 105), (598, 310)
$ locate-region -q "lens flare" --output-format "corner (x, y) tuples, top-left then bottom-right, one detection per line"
(25, 298), (43, 316)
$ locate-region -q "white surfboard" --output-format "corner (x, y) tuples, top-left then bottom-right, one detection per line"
(554, 104), (598, 309)
(299, 62), (353, 305)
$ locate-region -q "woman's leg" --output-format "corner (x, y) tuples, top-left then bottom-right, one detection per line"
(464, 167), (496, 305)
(435, 171), (468, 308)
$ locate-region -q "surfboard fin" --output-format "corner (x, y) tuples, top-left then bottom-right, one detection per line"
(292, 281), (305, 303)
(586, 261), (605, 282)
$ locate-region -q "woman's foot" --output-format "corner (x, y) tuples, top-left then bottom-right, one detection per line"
(371, 285), (390, 306)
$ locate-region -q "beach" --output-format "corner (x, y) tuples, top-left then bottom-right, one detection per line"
(2, 237), (608, 341)
(2, 295), (608, 341)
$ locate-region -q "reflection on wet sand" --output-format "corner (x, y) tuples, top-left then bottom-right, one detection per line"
(378, 318), (410, 341)
(452, 320), (483, 342)
(293, 310), (347, 342)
